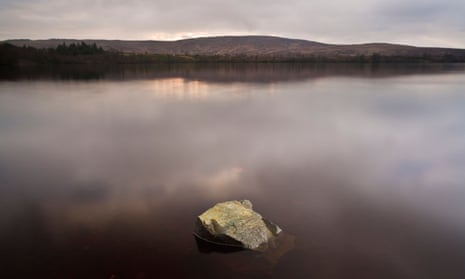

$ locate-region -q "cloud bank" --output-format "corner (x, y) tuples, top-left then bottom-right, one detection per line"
(1, 0), (464, 47)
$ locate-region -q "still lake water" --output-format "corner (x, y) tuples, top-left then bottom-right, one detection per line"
(1, 64), (465, 279)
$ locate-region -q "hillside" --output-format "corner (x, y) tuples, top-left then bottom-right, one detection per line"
(5, 36), (465, 59)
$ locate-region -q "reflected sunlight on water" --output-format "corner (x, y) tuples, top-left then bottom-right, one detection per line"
(148, 78), (210, 100)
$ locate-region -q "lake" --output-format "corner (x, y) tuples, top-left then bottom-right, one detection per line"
(1, 63), (465, 279)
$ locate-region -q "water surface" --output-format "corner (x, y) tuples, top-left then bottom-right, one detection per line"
(1, 64), (465, 279)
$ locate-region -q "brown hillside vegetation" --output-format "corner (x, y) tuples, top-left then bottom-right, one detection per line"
(6, 36), (465, 59)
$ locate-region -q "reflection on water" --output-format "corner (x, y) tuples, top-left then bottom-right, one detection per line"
(2, 63), (465, 82)
(1, 64), (465, 278)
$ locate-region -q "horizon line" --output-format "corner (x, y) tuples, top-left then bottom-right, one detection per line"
(2, 34), (464, 49)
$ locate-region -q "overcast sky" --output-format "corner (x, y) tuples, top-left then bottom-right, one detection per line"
(1, 0), (465, 47)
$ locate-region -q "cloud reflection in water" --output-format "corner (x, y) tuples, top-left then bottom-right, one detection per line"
(1, 65), (465, 278)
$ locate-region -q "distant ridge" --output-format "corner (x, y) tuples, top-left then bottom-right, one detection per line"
(5, 35), (465, 58)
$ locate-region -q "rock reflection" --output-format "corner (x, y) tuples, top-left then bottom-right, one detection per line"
(194, 236), (245, 254)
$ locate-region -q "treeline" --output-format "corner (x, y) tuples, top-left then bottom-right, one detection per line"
(179, 53), (465, 63)
(55, 42), (105, 55)
(2, 42), (465, 66)
(0, 42), (109, 65)
(0, 43), (197, 65)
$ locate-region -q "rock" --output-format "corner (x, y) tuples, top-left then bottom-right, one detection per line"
(194, 200), (282, 251)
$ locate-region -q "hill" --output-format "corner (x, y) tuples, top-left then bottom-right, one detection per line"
(5, 36), (465, 59)
(2, 36), (465, 64)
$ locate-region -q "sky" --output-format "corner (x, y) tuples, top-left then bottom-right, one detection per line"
(1, 0), (465, 47)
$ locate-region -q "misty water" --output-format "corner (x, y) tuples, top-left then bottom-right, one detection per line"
(1, 64), (465, 279)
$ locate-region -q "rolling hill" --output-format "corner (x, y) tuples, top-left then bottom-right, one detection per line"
(5, 36), (465, 59)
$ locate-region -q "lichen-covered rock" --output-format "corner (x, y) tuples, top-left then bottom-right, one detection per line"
(195, 200), (282, 250)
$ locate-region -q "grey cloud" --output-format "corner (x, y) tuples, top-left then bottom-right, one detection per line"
(0, 0), (464, 47)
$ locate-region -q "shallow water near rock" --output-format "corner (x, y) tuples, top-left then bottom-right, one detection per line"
(1, 64), (465, 278)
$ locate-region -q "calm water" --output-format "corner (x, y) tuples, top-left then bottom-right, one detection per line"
(1, 64), (465, 279)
